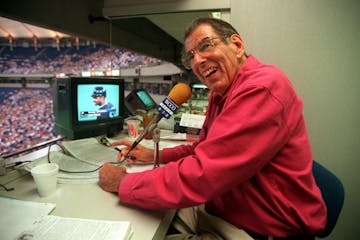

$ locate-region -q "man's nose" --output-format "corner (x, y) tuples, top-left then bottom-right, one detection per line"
(192, 51), (207, 67)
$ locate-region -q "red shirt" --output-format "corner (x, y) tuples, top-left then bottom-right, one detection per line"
(119, 55), (326, 237)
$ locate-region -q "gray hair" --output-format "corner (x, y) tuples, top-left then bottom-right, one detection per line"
(183, 17), (239, 41)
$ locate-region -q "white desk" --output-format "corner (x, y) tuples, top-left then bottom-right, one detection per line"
(0, 130), (190, 240)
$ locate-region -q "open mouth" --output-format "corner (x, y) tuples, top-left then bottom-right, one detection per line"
(203, 67), (218, 78)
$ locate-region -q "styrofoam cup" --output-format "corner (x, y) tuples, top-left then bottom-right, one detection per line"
(31, 163), (59, 197)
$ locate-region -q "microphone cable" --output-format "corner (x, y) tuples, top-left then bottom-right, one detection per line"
(46, 142), (124, 174)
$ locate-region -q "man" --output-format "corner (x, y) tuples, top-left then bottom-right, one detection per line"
(91, 86), (115, 120)
(99, 18), (326, 239)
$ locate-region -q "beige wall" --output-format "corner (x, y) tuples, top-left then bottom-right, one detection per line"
(229, 0), (360, 239)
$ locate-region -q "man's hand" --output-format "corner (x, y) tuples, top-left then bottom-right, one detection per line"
(98, 163), (127, 193)
(112, 139), (156, 164)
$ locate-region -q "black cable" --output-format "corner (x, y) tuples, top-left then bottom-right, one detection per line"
(0, 183), (14, 191)
(47, 143), (123, 174)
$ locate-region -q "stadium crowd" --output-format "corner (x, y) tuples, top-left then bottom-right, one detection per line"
(0, 88), (58, 156)
(0, 44), (161, 75)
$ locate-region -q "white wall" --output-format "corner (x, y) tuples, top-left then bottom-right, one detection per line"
(230, 0), (360, 239)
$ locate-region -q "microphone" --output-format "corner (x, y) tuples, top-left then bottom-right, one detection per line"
(125, 83), (192, 157)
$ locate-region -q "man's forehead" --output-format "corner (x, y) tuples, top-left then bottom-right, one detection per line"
(184, 25), (216, 50)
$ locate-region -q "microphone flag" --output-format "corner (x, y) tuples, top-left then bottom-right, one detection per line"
(157, 97), (179, 119)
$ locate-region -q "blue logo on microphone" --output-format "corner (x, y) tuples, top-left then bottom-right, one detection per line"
(157, 97), (179, 119)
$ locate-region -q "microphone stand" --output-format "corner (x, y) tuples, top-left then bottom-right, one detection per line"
(152, 126), (161, 169)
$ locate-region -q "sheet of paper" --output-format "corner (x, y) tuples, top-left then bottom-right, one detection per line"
(15, 215), (133, 240)
(61, 137), (119, 166)
(0, 197), (56, 240)
(180, 113), (206, 129)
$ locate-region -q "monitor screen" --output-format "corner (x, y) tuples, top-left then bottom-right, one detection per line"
(77, 84), (120, 122)
(135, 90), (155, 108)
(125, 89), (157, 115)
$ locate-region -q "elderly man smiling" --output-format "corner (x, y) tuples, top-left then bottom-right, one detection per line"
(99, 17), (326, 240)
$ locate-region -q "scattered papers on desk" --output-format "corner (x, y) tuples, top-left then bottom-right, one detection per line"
(15, 215), (133, 240)
(0, 197), (56, 240)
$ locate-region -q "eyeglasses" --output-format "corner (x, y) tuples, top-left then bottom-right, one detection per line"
(181, 37), (224, 70)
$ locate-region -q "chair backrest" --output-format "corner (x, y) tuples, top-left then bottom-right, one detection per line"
(312, 160), (345, 238)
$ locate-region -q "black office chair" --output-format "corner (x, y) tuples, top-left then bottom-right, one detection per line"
(312, 160), (345, 238)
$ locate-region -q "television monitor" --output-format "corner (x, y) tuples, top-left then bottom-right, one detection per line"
(52, 77), (125, 139)
(125, 89), (157, 115)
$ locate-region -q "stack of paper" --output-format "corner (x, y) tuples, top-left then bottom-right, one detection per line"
(60, 138), (119, 166)
(0, 197), (55, 240)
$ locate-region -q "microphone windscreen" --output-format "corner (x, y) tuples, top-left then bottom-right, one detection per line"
(168, 83), (192, 106)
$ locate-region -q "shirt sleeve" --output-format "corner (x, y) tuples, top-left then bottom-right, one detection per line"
(161, 144), (194, 163)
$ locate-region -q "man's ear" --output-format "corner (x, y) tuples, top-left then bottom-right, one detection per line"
(230, 34), (246, 57)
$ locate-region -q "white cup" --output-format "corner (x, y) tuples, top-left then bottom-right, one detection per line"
(31, 163), (59, 197)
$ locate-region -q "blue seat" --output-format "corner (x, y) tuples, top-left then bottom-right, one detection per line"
(312, 160), (345, 238)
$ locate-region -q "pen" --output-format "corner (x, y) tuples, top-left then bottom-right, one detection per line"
(114, 147), (136, 160)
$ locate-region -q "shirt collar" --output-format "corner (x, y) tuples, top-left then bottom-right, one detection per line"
(211, 54), (258, 101)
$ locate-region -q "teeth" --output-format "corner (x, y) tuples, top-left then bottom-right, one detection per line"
(203, 67), (218, 77)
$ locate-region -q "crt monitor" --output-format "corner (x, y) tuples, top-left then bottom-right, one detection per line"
(125, 89), (157, 115)
(52, 77), (125, 139)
